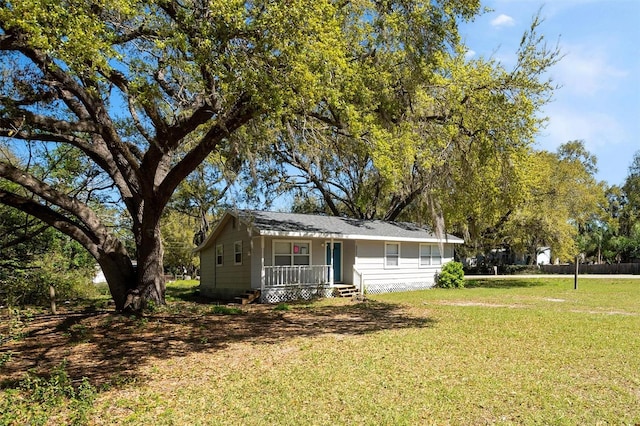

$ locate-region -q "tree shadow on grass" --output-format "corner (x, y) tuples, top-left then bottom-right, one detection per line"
(0, 299), (435, 390)
(465, 278), (548, 289)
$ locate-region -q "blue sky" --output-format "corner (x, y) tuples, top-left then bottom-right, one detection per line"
(460, 0), (640, 187)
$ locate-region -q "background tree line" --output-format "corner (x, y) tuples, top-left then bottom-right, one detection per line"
(162, 141), (640, 272)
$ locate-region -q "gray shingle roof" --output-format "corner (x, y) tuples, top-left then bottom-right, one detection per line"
(239, 210), (464, 243)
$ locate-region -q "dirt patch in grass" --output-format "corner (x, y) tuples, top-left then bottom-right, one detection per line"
(0, 299), (434, 389)
(569, 309), (638, 316)
(430, 299), (638, 317)
(432, 301), (526, 309)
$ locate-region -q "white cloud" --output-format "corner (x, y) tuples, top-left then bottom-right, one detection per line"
(490, 14), (516, 28)
(539, 107), (634, 184)
(539, 107), (626, 152)
(552, 44), (628, 97)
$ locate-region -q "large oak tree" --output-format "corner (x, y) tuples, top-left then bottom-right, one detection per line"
(0, 0), (481, 311)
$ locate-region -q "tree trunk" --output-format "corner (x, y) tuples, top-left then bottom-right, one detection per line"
(528, 247), (536, 265)
(94, 230), (166, 312)
(98, 251), (136, 311)
(124, 219), (166, 312)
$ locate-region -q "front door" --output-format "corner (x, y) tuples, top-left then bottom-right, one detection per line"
(326, 242), (342, 283)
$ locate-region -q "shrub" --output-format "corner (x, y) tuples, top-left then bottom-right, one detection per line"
(0, 307), (32, 344)
(274, 303), (290, 312)
(0, 351), (12, 367)
(0, 361), (96, 425)
(437, 261), (465, 288)
(211, 305), (243, 315)
(0, 258), (97, 308)
(502, 264), (541, 275)
(0, 235), (97, 308)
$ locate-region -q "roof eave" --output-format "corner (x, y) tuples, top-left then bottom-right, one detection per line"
(257, 229), (464, 243)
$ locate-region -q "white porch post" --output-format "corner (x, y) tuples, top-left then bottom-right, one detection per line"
(355, 242), (362, 295)
(329, 238), (334, 287)
(260, 236), (265, 294)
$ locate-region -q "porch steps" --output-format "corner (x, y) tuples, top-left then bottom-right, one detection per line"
(234, 290), (261, 305)
(333, 284), (359, 298)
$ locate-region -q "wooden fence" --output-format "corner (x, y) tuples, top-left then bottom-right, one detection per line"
(541, 263), (640, 275)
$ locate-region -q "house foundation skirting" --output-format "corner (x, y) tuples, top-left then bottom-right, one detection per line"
(260, 281), (436, 303)
(363, 281), (435, 295)
(261, 285), (333, 304)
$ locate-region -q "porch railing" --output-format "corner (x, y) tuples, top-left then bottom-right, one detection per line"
(353, 266), (364, 294)
(262, 265), (333, 288)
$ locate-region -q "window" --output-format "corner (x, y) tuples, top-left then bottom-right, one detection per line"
(385, 242), (400, 267)
(432, 244), (442, 265)
(234, 241), (242, 265)
(420, 244), (431, 266)
(420, 244), (442, 267)
(216, 244), (223, 266)
(274, 241), (291, 266)
(273, 241), (310, 266)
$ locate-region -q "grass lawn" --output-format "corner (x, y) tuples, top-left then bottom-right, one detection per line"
(1, 278), (639, 424)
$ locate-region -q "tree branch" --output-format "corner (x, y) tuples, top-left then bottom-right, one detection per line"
(0, 222), (49, 251)
(158, 95), (257, 205)
(0, 110), (98, 134)
(0, 162), (110, 246)
(0, 119), (137, 206)
(0, 189), (100, 258)
(11, 36), (144, 195)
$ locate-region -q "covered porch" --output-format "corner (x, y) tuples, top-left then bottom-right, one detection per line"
(260, 264), (358, 302)
(262, 264), (334, 287)
(260, 264), (333, 303)
(257, 237), (355, 303)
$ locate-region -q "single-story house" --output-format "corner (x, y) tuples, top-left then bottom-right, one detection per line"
(194, 210), (464, 303)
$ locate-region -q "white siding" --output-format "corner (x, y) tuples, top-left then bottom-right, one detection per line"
(342, 240), (356, 285)
(354, 240), (456, 293)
